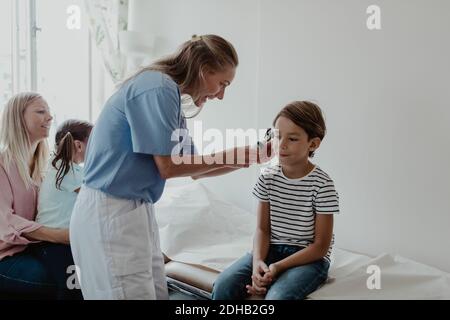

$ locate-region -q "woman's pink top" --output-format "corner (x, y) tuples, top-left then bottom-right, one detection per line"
(0, 157), (42, 260)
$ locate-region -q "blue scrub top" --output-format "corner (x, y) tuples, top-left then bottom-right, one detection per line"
(83, 70), (195, 203)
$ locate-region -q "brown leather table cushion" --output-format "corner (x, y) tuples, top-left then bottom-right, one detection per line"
(164, 258), (263, 300)
(165, 260), (219, 293)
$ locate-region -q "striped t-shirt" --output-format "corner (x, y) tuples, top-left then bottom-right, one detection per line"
(252, 164), (340, 262)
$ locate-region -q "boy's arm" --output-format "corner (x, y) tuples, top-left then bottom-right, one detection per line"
(270, 214), (333, 276)
(246, 201), (272, 295)
(252, 201), (271, 262)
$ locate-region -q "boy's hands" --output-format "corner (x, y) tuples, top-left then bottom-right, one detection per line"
(246, 260), (270, 295)
(246, 260), (280, 296)
(266, 263), (279, 279)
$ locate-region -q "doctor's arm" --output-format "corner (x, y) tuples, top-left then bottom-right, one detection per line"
(153, 146), (251, 179)
(191, 142), (273, 179)
(191, 166), (241, 179)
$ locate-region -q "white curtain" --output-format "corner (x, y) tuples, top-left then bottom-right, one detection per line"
(84, 0), (129, 84)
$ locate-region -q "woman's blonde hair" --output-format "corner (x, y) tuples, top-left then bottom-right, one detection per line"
(123, 34), (239, 101)
(0, 92), (49, 188)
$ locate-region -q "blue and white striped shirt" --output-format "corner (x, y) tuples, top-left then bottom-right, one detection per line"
(253, 165), (340, 262)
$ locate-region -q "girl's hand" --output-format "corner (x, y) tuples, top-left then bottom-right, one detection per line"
(57, 228), (70, 245)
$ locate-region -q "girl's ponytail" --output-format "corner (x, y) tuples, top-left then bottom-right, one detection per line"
(51, 119), (93, 190)
(52, 132), (74, 190)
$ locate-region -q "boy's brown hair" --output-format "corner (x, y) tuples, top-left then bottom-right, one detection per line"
(273, 101), (326, 157)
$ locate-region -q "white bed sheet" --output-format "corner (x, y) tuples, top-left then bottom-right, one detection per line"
(155, 179), (450, 299)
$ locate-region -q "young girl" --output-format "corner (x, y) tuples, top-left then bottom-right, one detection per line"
(32, 119), (92, 300)
(212, 101), (340, 300)
(37, 119), (93, 228)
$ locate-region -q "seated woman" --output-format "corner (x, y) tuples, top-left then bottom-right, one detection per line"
(0, 93), (82, 300)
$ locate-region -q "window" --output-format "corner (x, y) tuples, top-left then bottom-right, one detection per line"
(1, 0), (38, 110)
(2, 0), (115, 134)
(36, 0), (91, 136)
(0, 0), (13, 109)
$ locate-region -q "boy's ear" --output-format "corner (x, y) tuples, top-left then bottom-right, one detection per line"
(309, 137), (321, 153)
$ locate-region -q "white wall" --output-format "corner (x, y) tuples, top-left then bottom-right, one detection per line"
(128, 0), (262, 211)
(130, 0), (450, 272)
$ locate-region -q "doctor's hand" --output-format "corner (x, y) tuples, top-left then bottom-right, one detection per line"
(246, 142), (274, 166)
(223, 146), (251, 168)
(256, 141), (274, 164)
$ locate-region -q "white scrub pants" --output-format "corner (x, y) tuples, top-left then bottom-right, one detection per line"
(69, 186), (168, 300)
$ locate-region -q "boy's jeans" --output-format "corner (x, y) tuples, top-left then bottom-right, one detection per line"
(212, 244), (329, 300)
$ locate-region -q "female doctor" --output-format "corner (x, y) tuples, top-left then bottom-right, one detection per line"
(70, 34), (268, 299)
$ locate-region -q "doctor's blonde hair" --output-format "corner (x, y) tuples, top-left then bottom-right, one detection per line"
(0, 92), (49, 188)
(123, 34), (239, 102)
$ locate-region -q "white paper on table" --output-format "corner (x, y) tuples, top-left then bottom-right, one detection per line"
(311, 248), (450, 300)
(155, 179), (255, 272)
